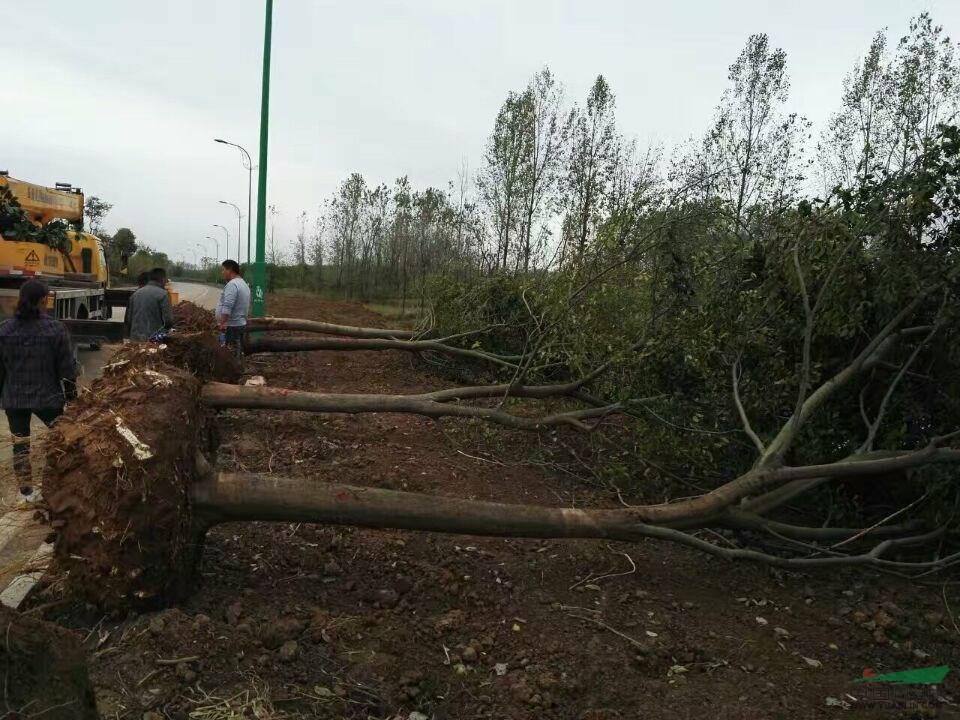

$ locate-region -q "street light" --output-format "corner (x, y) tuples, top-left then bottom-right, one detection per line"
(205, 235), (220, 263)
(219, 200), (242, 262)
(214, 138), (253, 267)
(213, 224), (229, 257)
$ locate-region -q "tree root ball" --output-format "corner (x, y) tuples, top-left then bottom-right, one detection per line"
(43, 344), (213, 611)
(0, 606), (98, 719)
(163, 333), (242, 384)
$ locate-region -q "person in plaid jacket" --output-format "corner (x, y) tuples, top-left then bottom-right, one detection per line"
(0, 280), (77, 497)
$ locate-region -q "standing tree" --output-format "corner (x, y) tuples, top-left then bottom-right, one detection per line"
(110, 227), (138, 272)
(294, 211), (308, 288)
(83, 196), (112, 236)
(822, 13), (959, 189)
(266, 204), (282, 293)
(478, 91), (530, 270)
(698, 34), (806, 230)
(517, 67), (564, 271)
(309, 213), (326, 291)
(561, 75), (619, 259)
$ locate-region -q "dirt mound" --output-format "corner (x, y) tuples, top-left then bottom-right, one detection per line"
(43, 345), (211, 611)
(174, 300), (217, 332)
(0, 605), (98, 719)
(164, 333), (242, 383)
(117, 331), (240, 384)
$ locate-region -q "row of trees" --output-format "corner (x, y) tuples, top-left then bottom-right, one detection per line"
(415, 14), (960, 542)
(264, 13), (956, 306)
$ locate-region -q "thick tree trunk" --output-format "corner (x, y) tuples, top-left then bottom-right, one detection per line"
(246, 316), (416, 339)
(190, 473), (927, 570)
(192, 472), (647, 537)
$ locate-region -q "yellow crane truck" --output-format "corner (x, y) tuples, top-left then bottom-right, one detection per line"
(0, 173), (176, 344)
(0, 174), (112, 323)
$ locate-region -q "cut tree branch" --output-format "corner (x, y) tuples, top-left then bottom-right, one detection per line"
(202, 382), (624, 432)
(246, 316), (416, 340)
(243, 335), (523, 369)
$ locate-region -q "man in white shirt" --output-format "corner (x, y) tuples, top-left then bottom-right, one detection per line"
(216, 259), (251, 359)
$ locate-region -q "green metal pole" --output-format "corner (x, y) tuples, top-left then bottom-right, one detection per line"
(251, 0), (273, 318)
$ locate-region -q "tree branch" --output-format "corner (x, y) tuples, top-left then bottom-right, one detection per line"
(732, 356), (765, 455)
(243, 335), (523, 369)
(201, 382), (625, 432)
(246, 316), (417, 340)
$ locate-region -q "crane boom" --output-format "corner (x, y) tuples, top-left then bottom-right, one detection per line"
(0, 175), (84, 225)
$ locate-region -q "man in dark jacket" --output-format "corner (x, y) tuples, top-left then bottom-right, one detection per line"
(0, 280), (78, 497)
(126, 267), (174, 341)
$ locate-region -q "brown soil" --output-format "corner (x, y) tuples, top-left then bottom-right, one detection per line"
(0, 605), (98, 719)
(43, 344), (209, 611)
(29, 294), (960, 719)
(172, 301), (217, 333)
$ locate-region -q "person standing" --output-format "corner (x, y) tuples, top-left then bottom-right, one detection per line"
(0, 280), (78, 497)
(216, 260), (251, 359)
(126, 267), (174, 341)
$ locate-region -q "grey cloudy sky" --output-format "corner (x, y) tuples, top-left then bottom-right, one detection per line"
(4, 0), (958, 265)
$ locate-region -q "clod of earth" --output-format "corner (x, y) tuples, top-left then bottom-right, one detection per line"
(0, 605), (98, 719)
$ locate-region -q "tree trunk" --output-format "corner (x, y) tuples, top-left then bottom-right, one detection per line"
(201, 382), (614, 430)
(192, 472), (645, 537)
(242, 336), (520, 369)
(190, 473), (918, 570)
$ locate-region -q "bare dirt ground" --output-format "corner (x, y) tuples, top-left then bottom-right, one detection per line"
(28, 293), (960, 720)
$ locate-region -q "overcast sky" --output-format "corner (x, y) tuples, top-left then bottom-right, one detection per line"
(4, 0), (958, 266)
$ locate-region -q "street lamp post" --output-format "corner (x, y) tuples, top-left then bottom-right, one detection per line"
(213, 224), (229, 258)
(252, 0), (274, 319)
(205, 235), (220, 263)
(219, 200), (242, 262)
(214, 138), (253, 267)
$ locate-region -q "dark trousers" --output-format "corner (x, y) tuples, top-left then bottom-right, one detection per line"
(225, 326), (245, 360)
(6, 408), (63, 486)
